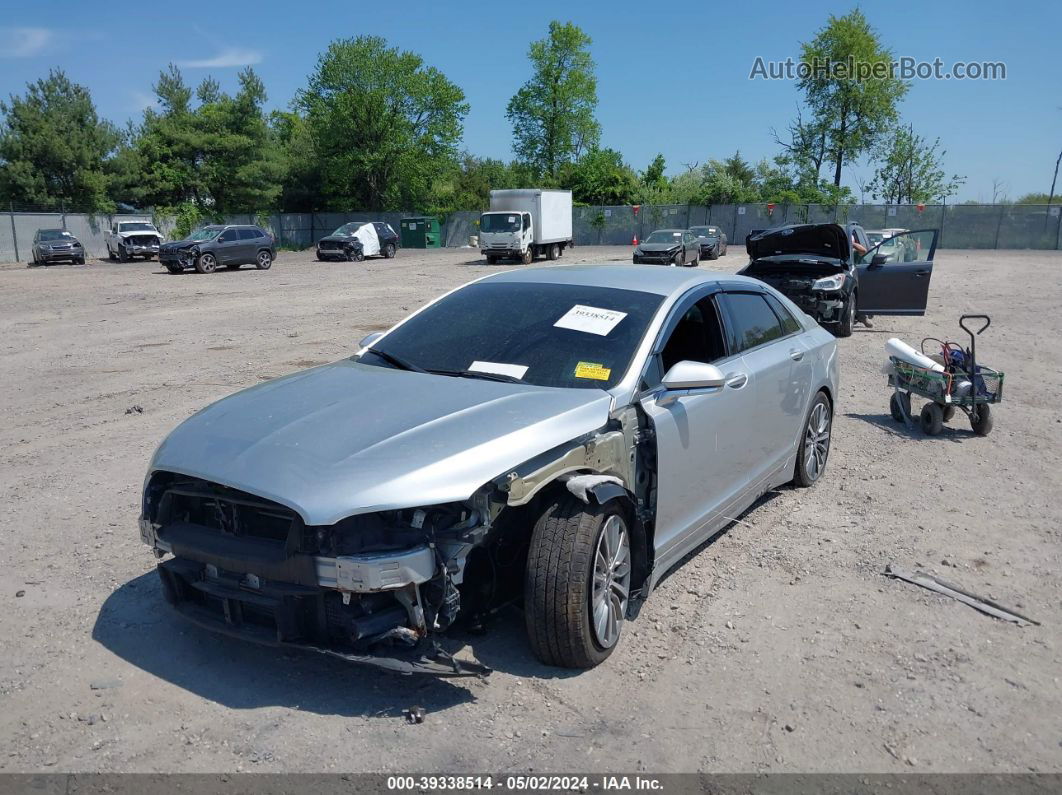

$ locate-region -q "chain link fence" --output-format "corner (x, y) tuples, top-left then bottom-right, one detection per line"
(3, 203), (1060, 264)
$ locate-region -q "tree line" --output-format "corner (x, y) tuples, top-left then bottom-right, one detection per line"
(2, 11), (1031, 223)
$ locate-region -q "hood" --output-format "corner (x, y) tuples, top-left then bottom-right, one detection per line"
(149, 360), (613, 525)
(638, 241), (681, 253)
(746, 224), (850, 264)
(118, 228), (160, 238)
(161, 237), (206, 251)
(318, 234), (360, 244)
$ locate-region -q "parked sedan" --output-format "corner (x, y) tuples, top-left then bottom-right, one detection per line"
(633, 229), (700, 266)
(32, 228), (85, 265)
(739, 223), (937, 337)
(316, 222), (399, 261)
(139, 265), (838, 675)
(689, 225), (728, 259)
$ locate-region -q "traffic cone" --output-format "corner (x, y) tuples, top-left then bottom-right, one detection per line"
(632, 235), (638, 246)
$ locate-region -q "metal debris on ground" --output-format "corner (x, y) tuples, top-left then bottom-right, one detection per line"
(884, 562), (1040, 626)
(125, 405), (143, 415)
(405, 706), (425, 725)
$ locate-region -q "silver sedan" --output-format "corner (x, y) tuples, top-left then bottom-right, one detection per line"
(139, 265), (838, 674)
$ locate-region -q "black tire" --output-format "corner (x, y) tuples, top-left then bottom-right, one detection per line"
(688, 252), (699, 267)
(889, 392), (910, 423)
(547, 243), (560, 261)
(255, 249), (273, 270)
(920, 402), (944, 436)
(486, 255), (498, 265)
(383, 242), (396, 259)
(143, 254), (154, 261)
(521, 248), (533, 265)
(525, 494), (631, 669)
(108, 246), (117, 261)
(835, 293), (855, 338)
(194, 252), (217, 274)
(165, 263), (183, 274)
(118, 245), (129, 263)
(670, 253), (681, 267)
(708, 247), (719, 261)
(76, 256), (85, 265)
(793, 391), (832, 487)
(345, 247), (363, 263)
(970, 404), (993, 436)
(942, 405), (956, 422)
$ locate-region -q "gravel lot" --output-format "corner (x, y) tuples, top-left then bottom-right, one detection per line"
(1, 245), (1059, 774)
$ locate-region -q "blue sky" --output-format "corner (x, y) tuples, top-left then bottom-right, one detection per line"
(1, 0), (1057, 201)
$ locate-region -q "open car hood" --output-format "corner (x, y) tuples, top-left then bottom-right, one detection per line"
(746, 224), (850, 264)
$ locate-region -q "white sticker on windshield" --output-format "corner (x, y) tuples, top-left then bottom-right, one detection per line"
(554, 305), (628, 336)
(469, 361), (529, 379)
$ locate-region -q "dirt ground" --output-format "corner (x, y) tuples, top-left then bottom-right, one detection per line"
(0, 245), (1059, 774)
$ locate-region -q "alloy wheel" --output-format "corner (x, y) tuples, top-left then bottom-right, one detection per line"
(803, 401), (831, 482)
(591, 514), (631, 649)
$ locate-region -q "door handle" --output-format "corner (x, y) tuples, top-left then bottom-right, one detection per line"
(789, 349), (804, 361)
(725, 372), (748, 389)
(914, 270), (929, 277)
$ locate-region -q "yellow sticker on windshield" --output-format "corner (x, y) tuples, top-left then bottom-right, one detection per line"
(575, 361), (611, 381)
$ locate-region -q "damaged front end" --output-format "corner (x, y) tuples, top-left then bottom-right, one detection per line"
(139, 472), (497, 677)
(744, 263), (850, 325)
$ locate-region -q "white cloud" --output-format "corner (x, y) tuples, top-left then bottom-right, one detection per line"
(177, 47), (262, 68)
(0, 26), (54, 58)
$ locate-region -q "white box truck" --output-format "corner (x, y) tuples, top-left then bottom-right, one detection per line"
(480, 189), (573, 264)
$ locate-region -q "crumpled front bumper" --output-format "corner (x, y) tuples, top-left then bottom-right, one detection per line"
(788, 292), (845, 323)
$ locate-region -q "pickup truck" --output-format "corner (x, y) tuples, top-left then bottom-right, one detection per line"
(480, 189), (573, 264)
(105, 220), (163, 261)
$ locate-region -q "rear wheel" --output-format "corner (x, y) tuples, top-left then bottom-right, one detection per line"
(941, 405), (956, 422)
(255, 250), (272, 270)
(194, 253), (217, 274)
(920, 402), (944, 435)
(794, 391), (832, 486)
(970, 404), (993, 436)
(383, 242), (396, 259)
(525, 495), (631, 669)
(547, 243), (560, 261)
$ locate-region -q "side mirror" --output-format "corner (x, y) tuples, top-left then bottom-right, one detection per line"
(654, 361), (726, 405)
(359, 331), (384, 348)
(870, 253), (889, 266)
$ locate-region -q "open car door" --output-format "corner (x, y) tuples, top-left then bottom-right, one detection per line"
(856, 229), (938, 315)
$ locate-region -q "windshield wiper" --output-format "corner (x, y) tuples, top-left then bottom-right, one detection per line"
(429, 368), (525, 384)
(361, 347), (427, 373)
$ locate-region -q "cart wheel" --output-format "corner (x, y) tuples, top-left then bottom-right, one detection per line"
(970, 404), (993, 436)
(941, 405), (956, 422)
(920, 403), (944, 436)
(889, 393), (910, 423)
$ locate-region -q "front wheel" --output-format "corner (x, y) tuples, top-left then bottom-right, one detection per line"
(835, 294), (855, 338)
(118, 245), (129, 263)
(890, 392), (910, 423)
(345, 247), (364, 263)
(194, 253), (217, 274)
(256, 250), (273, 270)
(970, 403), (993, 436)
(165, 263), (184, 274)
(486, 255), (498, 265)
(794, 391), (832, 486)
(920, 402), (944, 435)
(689, 252), (699, 267)
(521, 248), (533, 265)
(525, 495), (632, 669)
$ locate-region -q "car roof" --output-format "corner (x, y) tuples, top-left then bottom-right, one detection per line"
(650, 228), (686, 234)
(37, 228), (67, 233)
(480, 264), (765, 297)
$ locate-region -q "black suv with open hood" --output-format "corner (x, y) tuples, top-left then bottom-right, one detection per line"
(739, 223), (938, 337)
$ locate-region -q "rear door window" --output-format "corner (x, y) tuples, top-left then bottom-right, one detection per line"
(238, 228), (259, 240)
(720, 292), (786, 353)
(764, 294), (802, 335)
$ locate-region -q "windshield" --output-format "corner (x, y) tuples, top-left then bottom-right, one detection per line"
(333, 222), (365, 236)
(39, 230), (73, 241)
(119, 222), (155, 232)
(690, 227), (718, 237)
(645, 230), (682, 244)
(187, 226), (223, 241)
(359, 282), (663, 389)
(867, 232), (884, 246)
(480, 213), (521, 233)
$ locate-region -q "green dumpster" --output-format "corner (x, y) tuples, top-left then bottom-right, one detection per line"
(400, 216), (441, 249)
